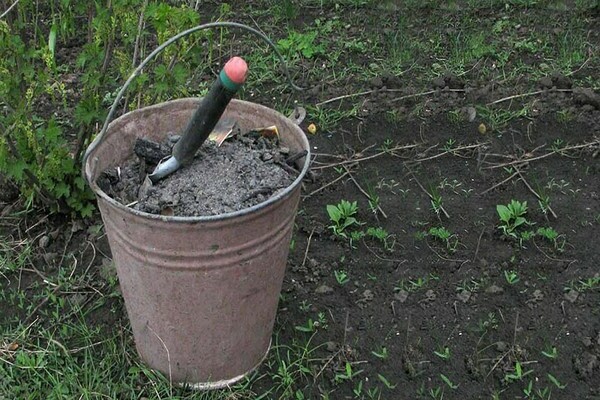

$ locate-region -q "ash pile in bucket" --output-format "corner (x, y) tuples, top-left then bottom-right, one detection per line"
(98, 131), (302, 217)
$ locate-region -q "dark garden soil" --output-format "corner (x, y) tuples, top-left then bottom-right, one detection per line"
(276, 107), (600, 399)
(99, 133), (301, 216)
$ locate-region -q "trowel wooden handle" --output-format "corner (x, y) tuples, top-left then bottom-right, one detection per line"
(172, 57), (248, 165)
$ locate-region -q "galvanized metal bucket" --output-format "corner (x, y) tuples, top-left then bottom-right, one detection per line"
(82, 23), (310, 389)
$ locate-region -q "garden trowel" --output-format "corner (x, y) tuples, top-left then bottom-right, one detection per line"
(138, 56), (248, 199)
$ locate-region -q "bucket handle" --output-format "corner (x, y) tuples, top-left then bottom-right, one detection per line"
(83, 21), (304, 175)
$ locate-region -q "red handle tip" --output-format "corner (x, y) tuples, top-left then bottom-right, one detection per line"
(223, 57), (248, 84)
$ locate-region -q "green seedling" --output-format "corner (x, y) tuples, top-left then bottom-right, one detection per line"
(519, 230), (535, 248)
(504, 270), (520, 285)
(353, 380), (363, 397)
(327, 200), (360, 239)
(550, 138), (565, 153)
(380, 138), (394, 152)
(547, 373), (567, 389)
(541, 346), (558, 359)
(434, 346), (451, 360)
(349, 230), (366, 248)
(523, 380), (533, 398)
(442, 138), (456, 151)
(427, 226), (459, 253)
(440, 373), (458, 390)
(334, 270), (349, 285)
(367, 273), (377, 282)
(334, 361), (363, 383)
(366, 387), (381, 400)
(299, 300), (311, 312)
(429, 386), (443, 400)
(316, 312), (328, 330)
(377, 373), (397, 389)
(366, 227), (395, 251)
(294, 319), (315, 333)
(497, 200), (529, 238)
(537, 227), (566, 252)
(430, 189), (444, 219)
(371, 346), (389, 360)
(504, 361), (533, 383)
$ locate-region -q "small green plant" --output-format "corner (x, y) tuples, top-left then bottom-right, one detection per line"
(278, 30), (325, 59)
(427, 226), (459, 253)
(434, 346), (451, 360)
(294, 318), (316, 333)
(349, 230), (366, 248)
(430, 189), (444, 219)
(547, 373), (567, 389)
(334, 270), (349, 285)
(497, 200), (529, 238)
(327, 200), (360, 238)
(380, 138), (394, 151)
(440, 373), (458, 390)
(377, 373), (397, 389)
(504, 270), (520, 285)
(519, 230), (535, 248)
(366, 227), (395, 251)
(371, 346), (389, 360)
(334, 361), (363, 384)
(504, 361), (533, 383)
(537, 227), (566, 253)
(541, 346), (558, 359)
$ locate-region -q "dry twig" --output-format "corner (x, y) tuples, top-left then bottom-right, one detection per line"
(342, 165), (388, 219)
(407, 170), (450, 219)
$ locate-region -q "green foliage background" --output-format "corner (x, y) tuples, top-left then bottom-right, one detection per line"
(0, 0), (234, 217)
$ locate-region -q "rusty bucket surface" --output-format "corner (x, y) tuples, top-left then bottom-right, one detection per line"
(84, 98), (310, 389)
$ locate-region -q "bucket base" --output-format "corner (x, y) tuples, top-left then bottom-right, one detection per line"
(176, 339), (271, 391)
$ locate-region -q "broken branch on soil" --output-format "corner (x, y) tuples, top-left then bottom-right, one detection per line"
(389, 88), (466, 104)
(363, 240), (406, 264)
(342, 165), (388, 219)
(486, 88), (573, 106)
(303, 170), (350, 199)
(425, 240), (469, 266)
(515, 169), (558, 219)
(473, 227), (486, 262)
(0, 0), (20, 19)
(311, 144), (418, 170)
(532, 238), (577, 266)
(479, 171), (520, 195)
(411, 143), (485, 164)
(407, 170), (450, 219)
(484, 140), (600, 170)
(301, 227), (315, 270)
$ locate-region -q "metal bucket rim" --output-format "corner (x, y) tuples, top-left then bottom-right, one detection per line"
(85, 98), (311, 222)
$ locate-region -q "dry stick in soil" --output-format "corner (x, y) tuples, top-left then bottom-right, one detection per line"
(425, 240), (469, 266)
(486, 88), (573, 106)
(301, 227), (315, 269)
(473, 227), (486, 262)
(479, 171), (520, 195)
(485, 312), (520, 380)
(363, 240), (406, 264)
(484, 141), (600, 170)
(311, 143), (419, 170)
(406, 170), (450, 219)
(410, 143), (485, 164)
(342, 165), (388, 219)
(314, 311), (350, 383)
(303, 170), (350, 199)
(532, 238), (577, 267)
(515, 168), (558, 219)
